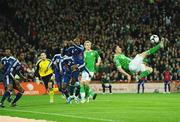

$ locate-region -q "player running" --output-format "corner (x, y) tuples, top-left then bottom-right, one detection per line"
(114, 38), (164, 82)
(61, 55), (75, 102)
(46, 53), (74, 101)
(0, 49), (25, 107)
(80, 40), (101, 102)
(35, 53), (54, 103)
(47, 54), (63, 93)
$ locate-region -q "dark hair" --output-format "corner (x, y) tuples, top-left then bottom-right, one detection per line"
(113, 45), (118, 52)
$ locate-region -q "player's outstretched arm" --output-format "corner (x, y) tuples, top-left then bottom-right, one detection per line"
(96, 57), (101, 66)
(117, 68), (131, 82)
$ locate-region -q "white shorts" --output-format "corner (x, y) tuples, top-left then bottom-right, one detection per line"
(129, 54), (146, 73)
(81, 71), (94, 81)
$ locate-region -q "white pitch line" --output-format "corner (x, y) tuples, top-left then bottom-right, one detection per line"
(2, 109), (123, 122)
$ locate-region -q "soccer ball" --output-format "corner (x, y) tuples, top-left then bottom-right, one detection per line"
(150, 35), (159, 43)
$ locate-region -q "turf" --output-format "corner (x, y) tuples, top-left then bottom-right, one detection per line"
(0, 93), (180, 122)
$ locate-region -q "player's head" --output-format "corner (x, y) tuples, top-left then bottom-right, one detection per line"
(166, 67), (169, 71)
(73, 38), (80, 45)
(84, 40), (92, 50)
(19, 52), (25, 60)
(40, 53), (47, 60)
(63, 40), (68, 47)
(114, 45), (122, 54)
(4, 48), (11, 57)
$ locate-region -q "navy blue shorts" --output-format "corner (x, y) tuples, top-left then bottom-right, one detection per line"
(3, 74), (16, 87)
(164, 80), (170, 84)
(62, 74), (71, 84)
(54, 68), (62, 86)
(138, 80), (144, 85)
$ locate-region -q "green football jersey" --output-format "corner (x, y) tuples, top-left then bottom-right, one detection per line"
(84, 50), (100, 72)
(113, 53), (132, 71)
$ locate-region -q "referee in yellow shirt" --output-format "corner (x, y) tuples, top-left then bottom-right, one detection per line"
(35, 53), (54, 103)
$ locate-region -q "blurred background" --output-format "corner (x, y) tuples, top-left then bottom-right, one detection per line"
(0, 0), (179, 82)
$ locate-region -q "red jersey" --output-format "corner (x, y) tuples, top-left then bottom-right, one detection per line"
(163, 71), (171, 81)
(140, 77), (145, 81)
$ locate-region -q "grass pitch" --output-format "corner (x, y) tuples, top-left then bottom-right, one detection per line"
(0, 93), (180, 122)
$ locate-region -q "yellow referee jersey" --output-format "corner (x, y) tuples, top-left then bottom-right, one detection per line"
(36, 59), (53, 77)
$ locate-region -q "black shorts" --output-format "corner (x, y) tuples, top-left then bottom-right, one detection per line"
(41, 74), (53, 89)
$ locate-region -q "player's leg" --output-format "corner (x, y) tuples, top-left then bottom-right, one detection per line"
(82, 71), (97, 101)
(61, 75), (70, 99)
(168, 81), (170, 93)
(139, 40), (164, 59)
(141, 81), (145, 93)
(129, 55), (152, 79)
(74, 81), (80, 103)
(48, 80), (54, 103)
(11, 80), (24, 107)
(62, 74), (76, 104)
(164, 80), (167, 93)
(88, 87), (97, 101)
(109, 84), (112, 94)
(41, 77), (49, 91)
(0, 75), (13, 107)
(42, 74), (54, 103)
(0, 84), (13, 107)
(80, 67), (90, 98)
(55, 73), (65, 98)
(68, 65), (79, 97)
(84, 80), (97, 101)
(61, 83), (69, 99)
(137, 81), (141, 94)
(80, 71), (89, 101)
(67, 82), (75, 104)
(70, 73), (81, 104)
(71, 70), (80, 97)
(54, 68), (62, 93)
(4, 86), (12, 103)
(80, 84), (86, 103)
(139, 66), (153, 79)
(80, 82), (87, 103)
(102, 83), (105, 94)
(58, 73), (63, 93)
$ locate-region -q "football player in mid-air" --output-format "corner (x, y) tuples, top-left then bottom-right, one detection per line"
(114, 38), (164, 82)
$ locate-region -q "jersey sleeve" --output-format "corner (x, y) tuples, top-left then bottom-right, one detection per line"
(95, 50), (100, 59)
(74, 44), (84, 51)
(48, 57), (55, 69)
(84, 51), (86, 58)
(34, 59), (41, 77)
(0, 58), (5, 65)
(114, 57), (121, 69)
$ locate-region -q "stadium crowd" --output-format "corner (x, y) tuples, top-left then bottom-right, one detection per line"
(0, 0), (179, 82)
